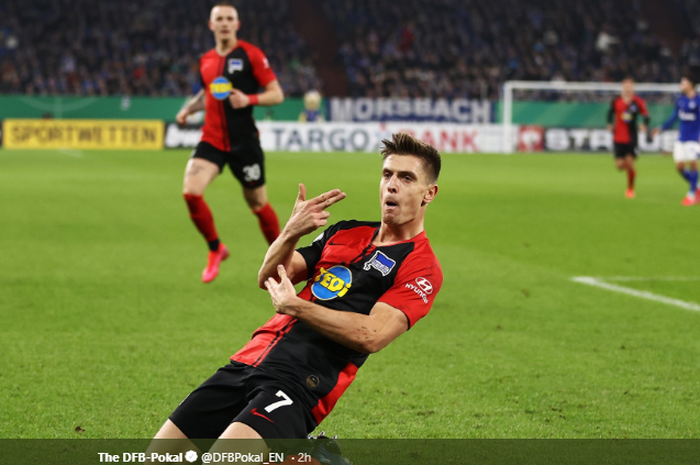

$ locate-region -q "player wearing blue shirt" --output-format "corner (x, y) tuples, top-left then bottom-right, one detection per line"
(653, 75), (700, 206)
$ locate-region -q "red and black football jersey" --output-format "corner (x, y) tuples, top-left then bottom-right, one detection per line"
(608, 95), (650, 145)
(231, 220), (443, 424)
(199, 40), (276, 151)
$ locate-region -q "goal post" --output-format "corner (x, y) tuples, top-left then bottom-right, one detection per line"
(501, 80), (683, 154)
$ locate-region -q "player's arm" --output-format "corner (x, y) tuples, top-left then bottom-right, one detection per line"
(652, 101), (679, 136)
(230, 80), (284, 109)
(639, 98), (650, 133)
(257, 184), (346, 289)
(606, 99), (615, 131)
(175, 89), (205, 125)
(265, 265), (408, 354)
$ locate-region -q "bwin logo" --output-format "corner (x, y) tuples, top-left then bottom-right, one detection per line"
(311, 266), (352, 300)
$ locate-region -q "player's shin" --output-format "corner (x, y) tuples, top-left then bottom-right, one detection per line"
(184, 193), (220, 251)
(253, 202), (280, 245)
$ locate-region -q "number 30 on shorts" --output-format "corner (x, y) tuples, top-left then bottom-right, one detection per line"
(264, 390), (293, 413)
(242, 164), (261, 182)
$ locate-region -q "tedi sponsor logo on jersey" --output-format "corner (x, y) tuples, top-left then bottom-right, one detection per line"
(363, 251), (396, 276)
(228, 58), (243, 74)
(210, 76), (232, 100)
(405, 277), (432, 304)
(312, 266), (352, 300)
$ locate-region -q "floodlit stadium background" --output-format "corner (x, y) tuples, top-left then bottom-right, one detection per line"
(1, 0), (699, 439)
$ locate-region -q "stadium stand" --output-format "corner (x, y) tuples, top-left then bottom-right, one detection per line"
(0, 0), (323, 96)
(0, 0), (697, 98)
(323, 0), (684, 99)
(677, 0), (700, 68)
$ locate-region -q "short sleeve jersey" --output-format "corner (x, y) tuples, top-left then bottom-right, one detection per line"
(661, 94), (700, 142)
(609, 95), (649, 144)
(199, 41), (276, 151)
(231, 220), (442, 424)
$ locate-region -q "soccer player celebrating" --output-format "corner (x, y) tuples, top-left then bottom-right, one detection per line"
(652, 74), (700, 206)
(606, 77), (649, 199)
(176, 2), (284, 282)
(152, 133), (443, 441)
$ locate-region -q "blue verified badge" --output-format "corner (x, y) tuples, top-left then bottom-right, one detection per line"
(363, 250), (396, 276)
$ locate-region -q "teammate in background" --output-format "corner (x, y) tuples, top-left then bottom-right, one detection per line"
(298, 90), (325, 122)
(606, 77), (649, 199)
(652, 75), (700, 206)
(176, 2), (284, 283)
(151, 133), (443, 441)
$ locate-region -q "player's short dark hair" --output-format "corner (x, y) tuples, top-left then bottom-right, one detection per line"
(380, 132), (441, 184)
(213, 1), (236, 9)
(622, 76), (634, 82)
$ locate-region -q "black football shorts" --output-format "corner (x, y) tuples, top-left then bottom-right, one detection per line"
(169, 361), (317, 439)
(614, 143), (637, 159)
(191, 140), (266, 189)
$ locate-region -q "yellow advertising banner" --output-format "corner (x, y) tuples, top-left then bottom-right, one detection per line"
(3, 119), (164, 150)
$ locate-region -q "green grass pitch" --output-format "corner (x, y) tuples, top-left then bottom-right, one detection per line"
(0, 149), (699, 439)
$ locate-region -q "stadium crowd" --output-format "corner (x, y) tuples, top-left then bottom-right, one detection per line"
(0, 0), (696, 99)
(678, 0), (700, 68)
(0, 0), (322, 97)
(325, 0), (681, 99)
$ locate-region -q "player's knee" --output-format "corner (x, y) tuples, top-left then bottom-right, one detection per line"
(244, 189), (267, 210)
(248, 199), (266, 211)
(183, 184), (205, 196)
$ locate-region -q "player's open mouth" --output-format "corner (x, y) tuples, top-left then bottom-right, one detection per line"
(385, 201), (398, 208)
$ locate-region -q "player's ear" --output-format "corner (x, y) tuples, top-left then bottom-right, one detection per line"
(421, 184), (438, 207)
(208, 20), (214, 32)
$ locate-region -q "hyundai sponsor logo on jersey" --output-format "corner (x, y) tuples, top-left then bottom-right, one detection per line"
(312, 266), (352, 300)
(363, 251), (396, 276)
(209, 76), (233, 100)
(405, 278), (432, 304)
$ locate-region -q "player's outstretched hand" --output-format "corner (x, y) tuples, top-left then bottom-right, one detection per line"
(283, 183), (346, 240)
(229, 88), (250, 109)
(176, 109), (189, 126)
(265, 265), (298, 315)
(651, 127), (661, 137)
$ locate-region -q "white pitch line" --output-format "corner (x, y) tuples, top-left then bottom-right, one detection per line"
(602, 276), (700, 282)
(571, 277), (700, 312)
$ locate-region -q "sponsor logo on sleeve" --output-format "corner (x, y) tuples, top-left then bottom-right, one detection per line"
(363, 251), (396, 276)
(405, 277), (432, 304)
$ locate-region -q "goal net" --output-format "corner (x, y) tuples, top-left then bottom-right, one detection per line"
(501, 81), (684, 154)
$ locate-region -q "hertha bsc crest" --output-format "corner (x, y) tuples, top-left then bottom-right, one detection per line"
(228, 59), (243, 74)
